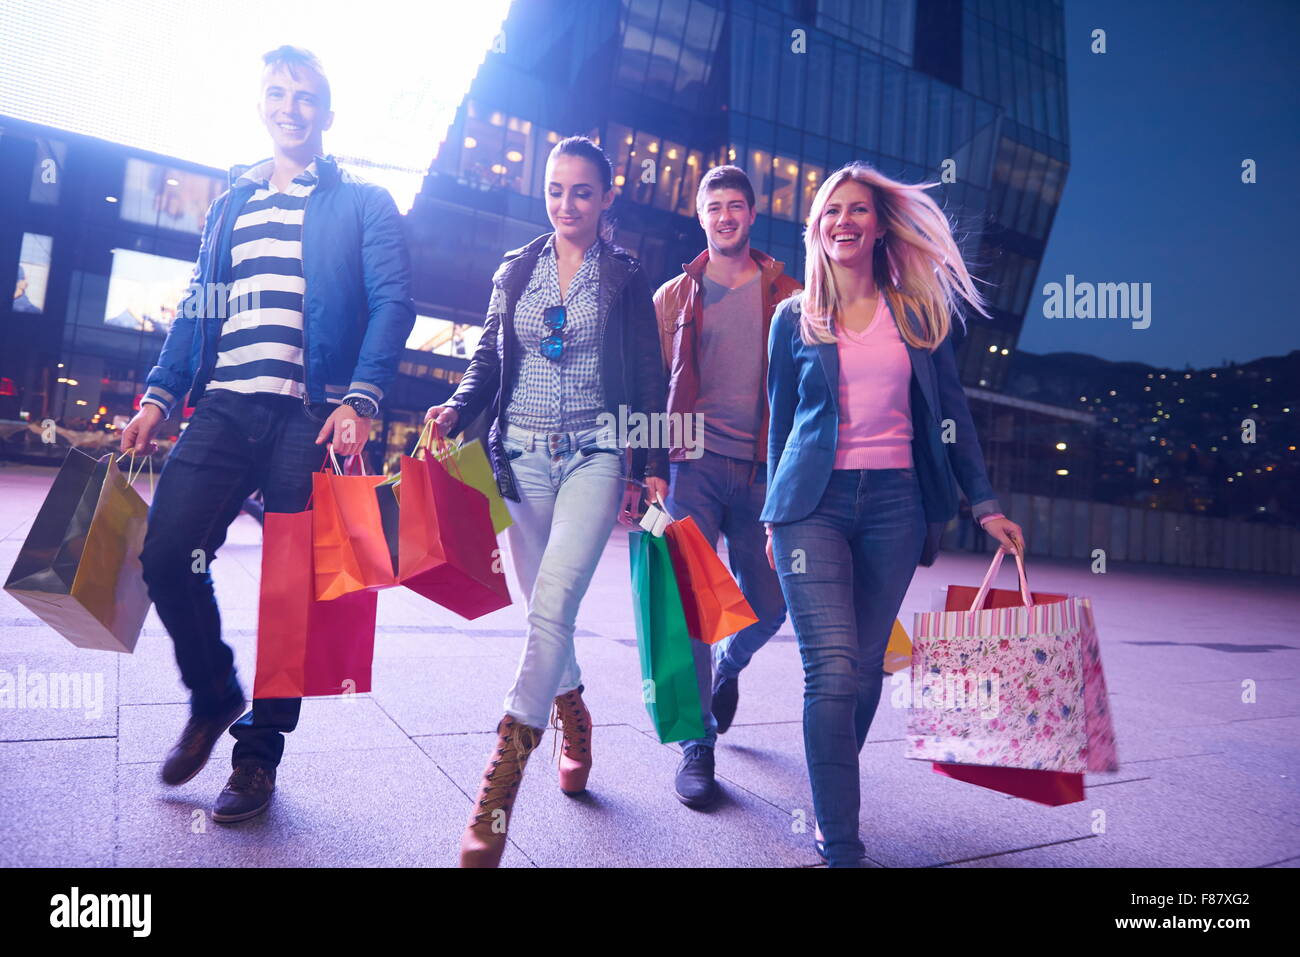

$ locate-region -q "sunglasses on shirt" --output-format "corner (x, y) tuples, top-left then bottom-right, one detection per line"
(541, 305), (566, 361)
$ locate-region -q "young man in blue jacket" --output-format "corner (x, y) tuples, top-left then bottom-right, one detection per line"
(120, 46), (415, 823)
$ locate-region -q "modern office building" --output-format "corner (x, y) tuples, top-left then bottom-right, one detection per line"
(1, 0), (1080, 493)
(411, 0), (1082, 492)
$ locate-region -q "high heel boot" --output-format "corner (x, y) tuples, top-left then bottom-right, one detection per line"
(551, 684), (593, 795)
(458, 714), (542, 868)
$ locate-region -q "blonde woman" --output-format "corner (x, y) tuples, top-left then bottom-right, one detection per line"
(762, 162), (1025, 867)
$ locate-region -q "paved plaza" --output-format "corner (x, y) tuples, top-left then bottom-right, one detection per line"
(1, 464), (1297, 868)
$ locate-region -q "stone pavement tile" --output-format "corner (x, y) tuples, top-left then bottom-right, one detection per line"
(1103, 690), (1228, 736)
(415, 723), (820, 868)
(117, 629), (252, 707)
(372, 630), (506, 658)
(0, 647), (118, 740)
(117, 696), (413, 766)
(0, 738), (116, 867)
(1156, 678), (1299, 726)
(949, 763), (1300, 868)
(706, 720), (1093, 867)
(457, 633), (660, 734)
(707, 640), (806, 728)
(370, 655), (517, 736)
(115, 744), (471, 867)
(1176, 715), (1300, 782)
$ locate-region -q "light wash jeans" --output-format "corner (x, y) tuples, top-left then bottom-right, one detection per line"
(500, 421), (626, 729)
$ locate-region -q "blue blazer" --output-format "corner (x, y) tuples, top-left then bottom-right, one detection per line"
(761, 293), (1000, 566)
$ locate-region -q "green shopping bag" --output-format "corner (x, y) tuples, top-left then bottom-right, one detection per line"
(629, 531), (707, 744)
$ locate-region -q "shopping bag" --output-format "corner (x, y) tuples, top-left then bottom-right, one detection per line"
(422, 432), (513, 534)
(931, 762), (1085, 806)
(662, 515), (759, 645)
(629, 531), (707, 743)
(255, 509), (377, 698)
(312, 448), (398, 601)
(906, 548), (1118, 804)
(883, 619), (911, 675)
(397, 446), (510, 620)
(4, 448), (150, 653)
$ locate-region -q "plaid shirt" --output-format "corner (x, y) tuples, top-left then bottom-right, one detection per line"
(504, 234), (604, 432)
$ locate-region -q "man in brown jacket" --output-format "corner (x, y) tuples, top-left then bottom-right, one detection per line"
(654, 165), (801, 808)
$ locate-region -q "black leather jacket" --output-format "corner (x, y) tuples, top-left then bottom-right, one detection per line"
(446, 233), (669, 502)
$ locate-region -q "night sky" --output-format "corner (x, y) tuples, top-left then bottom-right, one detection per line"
(1015, 0), (1299, 369)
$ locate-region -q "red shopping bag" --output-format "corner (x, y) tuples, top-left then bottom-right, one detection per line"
(931, 763), (1085, 806)
(397, 449), (510, 620)
(311, 450), (397, 601)
(662, 515), (759, 645)
(255, 510), (377, 699)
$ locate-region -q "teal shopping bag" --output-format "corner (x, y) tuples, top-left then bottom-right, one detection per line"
(629, 531), (707, 743)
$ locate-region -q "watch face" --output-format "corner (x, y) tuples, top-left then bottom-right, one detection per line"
(347, 398), (377, 417)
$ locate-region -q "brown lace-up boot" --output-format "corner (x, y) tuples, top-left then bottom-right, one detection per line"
(551, 684), (593, 795)
(458, 714), (543, 868)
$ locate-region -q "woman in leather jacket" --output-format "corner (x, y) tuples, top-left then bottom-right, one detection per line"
(425, 136), (668, 867)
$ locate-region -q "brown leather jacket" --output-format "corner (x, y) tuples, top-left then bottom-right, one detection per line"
(653, 247), (802, 464)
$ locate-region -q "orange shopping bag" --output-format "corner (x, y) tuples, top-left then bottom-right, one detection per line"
(883, 619), (912, 674)
(397, 431), (510, 620)
(662, 514), (758, 645)
(311, 447), (398, 601)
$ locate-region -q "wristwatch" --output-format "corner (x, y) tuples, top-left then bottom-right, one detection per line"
(343, 396), (379, 419)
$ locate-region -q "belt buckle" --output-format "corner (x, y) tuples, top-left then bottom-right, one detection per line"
(547, 433), (565, 456)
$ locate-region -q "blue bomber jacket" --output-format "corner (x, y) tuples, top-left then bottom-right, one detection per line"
(142, 155), (415, 416)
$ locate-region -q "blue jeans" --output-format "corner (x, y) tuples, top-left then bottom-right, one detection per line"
(140, 390), (337, 770)
(666, 450), (787, 750)
(771, 468), (926, 867)
(499, 422), (626, 729)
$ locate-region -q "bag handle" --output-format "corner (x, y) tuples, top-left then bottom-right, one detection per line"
(116, 449), (155, 496)
(413, 419), (466, 482)
(968, 545), (1034, 611)
(301, 447), (336, 512)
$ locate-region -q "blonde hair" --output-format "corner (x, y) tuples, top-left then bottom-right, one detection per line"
(798, 161), (987, 349)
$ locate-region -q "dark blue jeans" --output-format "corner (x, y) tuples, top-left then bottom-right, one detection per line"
(666, 450), (787, 749)
(140, 390), (334, 770)
(771, 468), (926, 867)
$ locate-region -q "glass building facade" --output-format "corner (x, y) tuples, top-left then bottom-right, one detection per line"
(415, 0), (1069, 392)
(1, 0), (1075, 489)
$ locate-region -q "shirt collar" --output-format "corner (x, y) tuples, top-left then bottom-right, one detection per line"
(543, 233), (602, 262)
(236, 158), (320, 189)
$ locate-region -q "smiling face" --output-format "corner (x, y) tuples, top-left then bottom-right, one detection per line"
(816, 179), (886, 270)
(258, 64), (333, 160)
(698, 187), (756, 256)
(545, 153), (612, 247)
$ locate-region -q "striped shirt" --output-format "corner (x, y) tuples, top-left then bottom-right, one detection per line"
(207, 160), (317, 400)
(505, 234), (604, 432)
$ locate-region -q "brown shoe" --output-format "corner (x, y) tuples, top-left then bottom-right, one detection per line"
(551, 684), (593, 795)
(458, 715), (543, 868)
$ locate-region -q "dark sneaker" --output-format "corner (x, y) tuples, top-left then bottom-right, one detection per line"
(159, 695), (246, 786)
(711, 671), (739, 734)
(674, 744), (718, 809)
(213, 764), (276, 824)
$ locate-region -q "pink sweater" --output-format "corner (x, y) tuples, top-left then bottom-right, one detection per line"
(834, 296), (914, 469)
